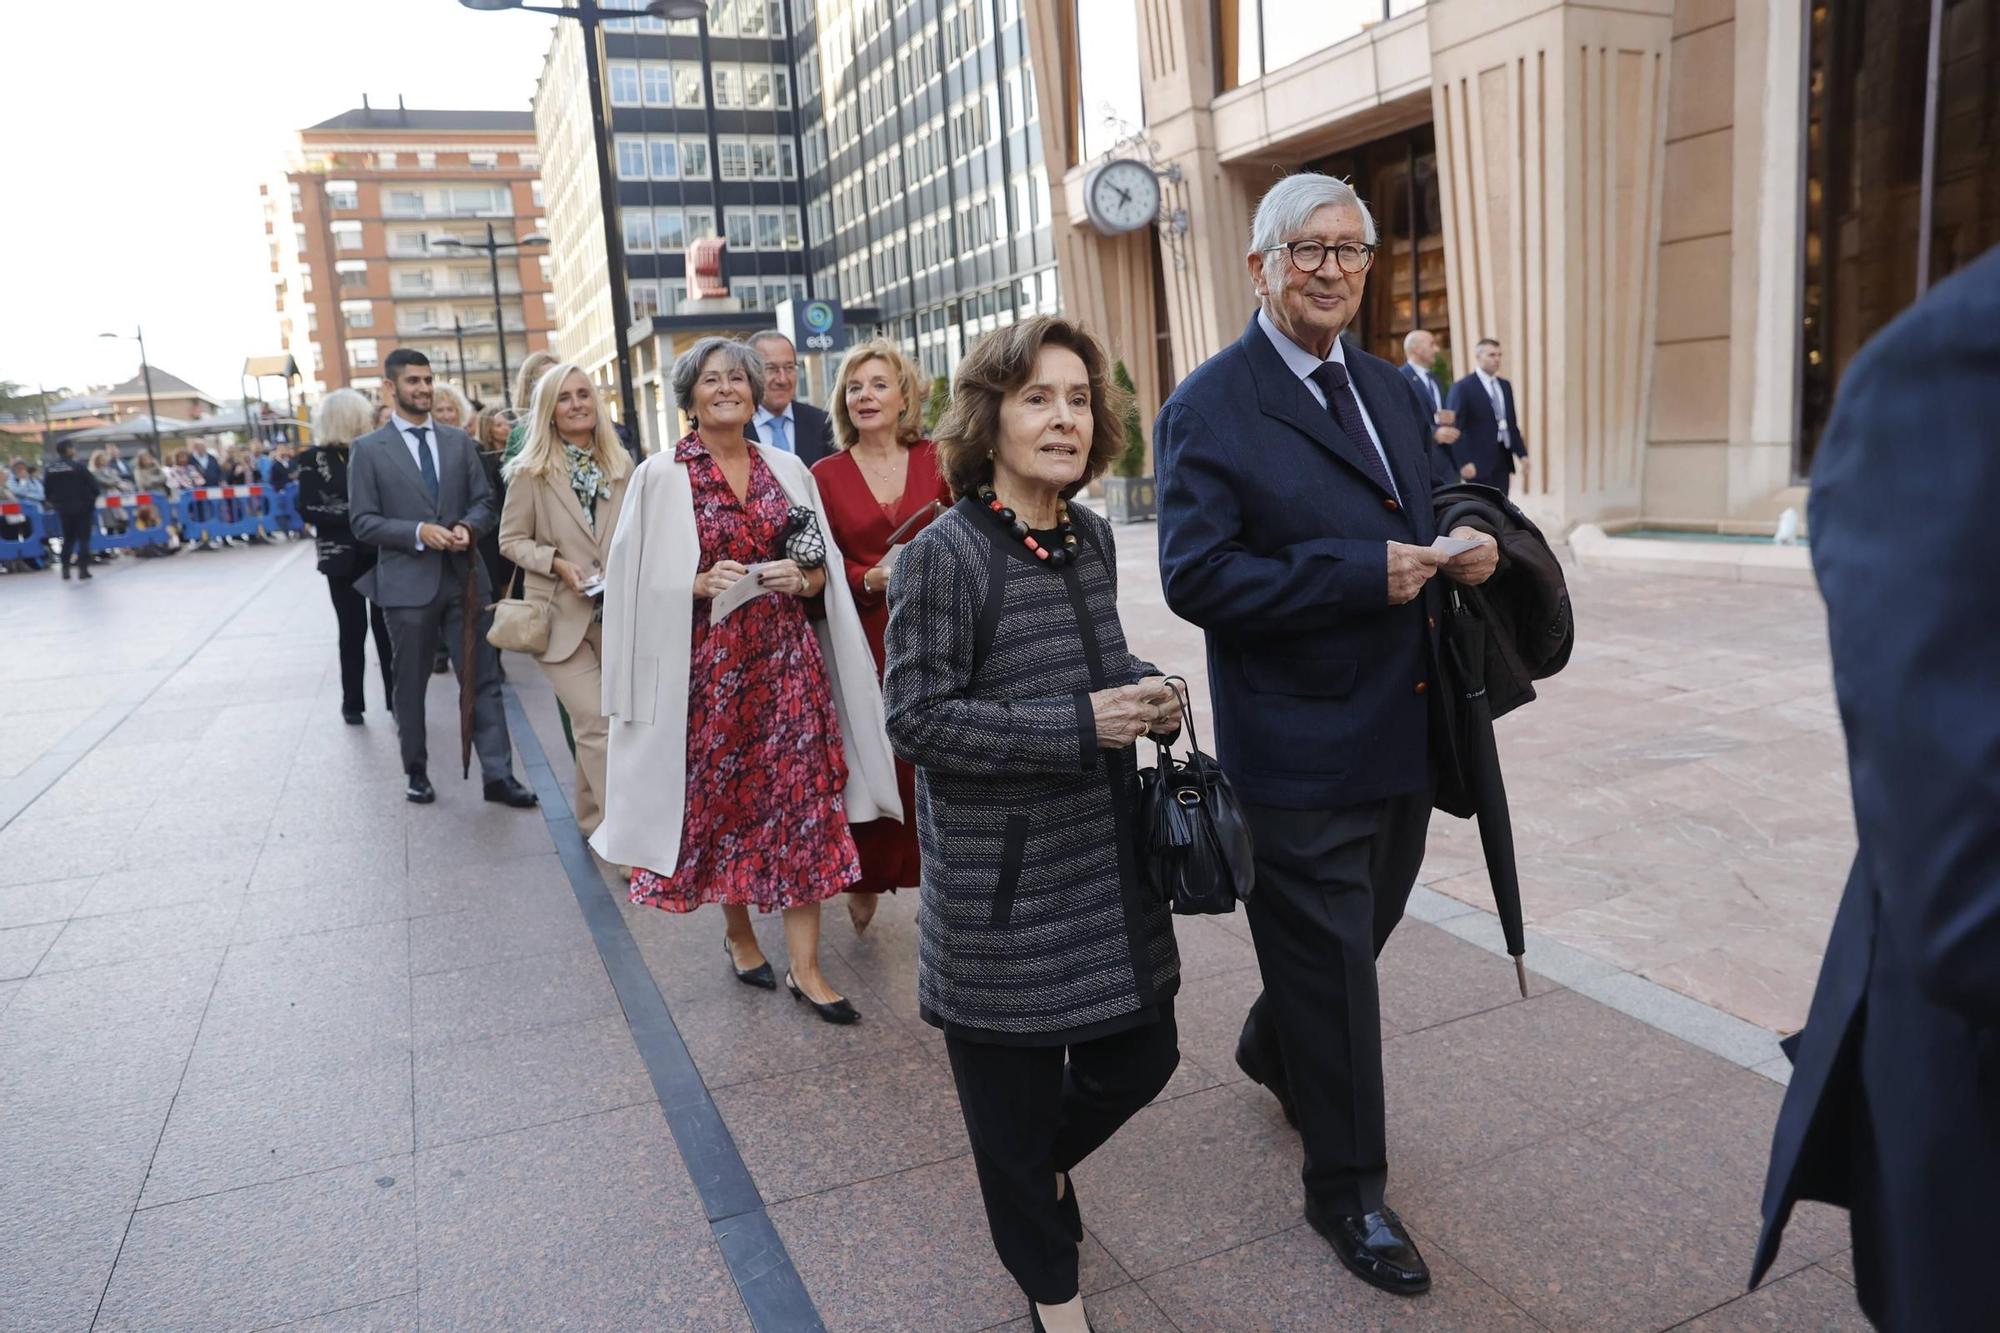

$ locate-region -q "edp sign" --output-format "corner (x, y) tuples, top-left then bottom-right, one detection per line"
(777, 298), (846, 354)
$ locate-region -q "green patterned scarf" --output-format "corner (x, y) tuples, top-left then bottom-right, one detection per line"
(563, 442), (608, 532)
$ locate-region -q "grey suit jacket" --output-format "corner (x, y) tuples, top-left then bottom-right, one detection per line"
(347, 421), (498, 608)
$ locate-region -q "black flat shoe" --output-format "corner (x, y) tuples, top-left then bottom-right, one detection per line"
(1235, 1038), (1299, 1129)
(342, 710), (364, 725)
(786, 972), (860, 1025)
(725, 939), (776, 989)
(1306, 1203), (1431, 1296)
(483, 777), (538, 808)
(405, 770), (436, 804)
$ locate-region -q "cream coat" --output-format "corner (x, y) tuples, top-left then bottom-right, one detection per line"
(496, 458), (629, 664)
(588, 441), (901, 876)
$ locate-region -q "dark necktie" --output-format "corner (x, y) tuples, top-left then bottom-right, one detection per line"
(412, 426), (439, 501)
(1308, 361), (1397, 497)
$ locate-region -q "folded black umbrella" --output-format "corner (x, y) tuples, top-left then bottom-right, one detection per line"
(1438, 588), (1528, 996)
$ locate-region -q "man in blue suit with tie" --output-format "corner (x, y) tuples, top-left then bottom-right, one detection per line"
(1751, 245), (2000, 1330)
(1398, 328), (1459, 488)
(1446, 338), (1529, 492)
(1156, 173), (1498, 1298)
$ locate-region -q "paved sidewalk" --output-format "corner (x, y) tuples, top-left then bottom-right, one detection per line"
(0, 541), (1863, 1330)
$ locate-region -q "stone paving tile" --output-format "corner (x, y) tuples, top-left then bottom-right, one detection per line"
(415, 1105), (747, 1331)
(405, 849), (567, 917)
(0, 1210), (139, 1333)
(1409, 988), (1737, 1130)
(986, 1281), (1180, 1333)
(95, 1156), (417, 1333)
(407, 892), (595, 976)
(768, 1154), (1126, 1333)
(140, 1046), (414, 1208)
(1070, 1084), (1306, 1279)
(247, 839), (407, 896)
(1170, 912), (1260, 982)
(0, 950), (221, 1115)
(1379, 919), (1557, 1037)
(406, 808), (567, 875)
(410, 945), (619, 1048)
(36, 897), (241, 974)
(1402, 1133), (1763, 1332)
(1677, 1263), (1870, 1330)
(0, 920), (62, 979)
(0, 815), (132, 885)
(412, 1013), (654, 1149)
(253, 1291), (418, 1330)
(1380, 1028), (1569, 1194)
(232, 876), (412, 945)
(1139, 1221), (1539, 1331)
(0, 875), (98, 929)
(716, 1043), (971, 1204)
(79, 847), (262, 916)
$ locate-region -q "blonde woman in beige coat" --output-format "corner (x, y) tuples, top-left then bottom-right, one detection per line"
(498, 363), (631, 834)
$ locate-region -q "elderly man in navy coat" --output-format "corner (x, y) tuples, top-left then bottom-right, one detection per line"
(1751, 245), (2000, 1330)
(1155, 172), (1498, 1297)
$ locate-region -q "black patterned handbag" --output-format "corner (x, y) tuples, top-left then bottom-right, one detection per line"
(778, 504), (827, 570)
(1137, 677), (1256, 915)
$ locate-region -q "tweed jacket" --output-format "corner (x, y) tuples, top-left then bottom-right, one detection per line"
(883, 499), (1180, 1042)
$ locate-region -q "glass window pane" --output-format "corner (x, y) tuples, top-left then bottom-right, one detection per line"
(656, 209), (687, 251)
(623, 209), (655, 252)
(674, 64), (706, 106)
(642, 64), (675, 106)
(649, 138), (680, 179)
(681, 140), (710, 179)
(725, 209), (755, 248)
(610, 63), (640, 105)
(616, 137), (648, 180)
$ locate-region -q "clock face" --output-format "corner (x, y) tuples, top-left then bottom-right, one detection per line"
(1087, 160), (1161, 235)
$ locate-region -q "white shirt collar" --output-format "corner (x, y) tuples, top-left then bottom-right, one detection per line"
(391, 411), (433, 435)
(1257, 308), (1344, 384)
(1475, 367), (1500, 390)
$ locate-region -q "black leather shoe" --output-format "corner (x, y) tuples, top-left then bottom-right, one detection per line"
(405, 770), (436, 804)
(483, 777), (538, 808)
(342, 710), (364, 725)
(1234, 1038), (1299, 1128)
(1306, 1204), (1431, 1296)
(725, 940), (777, 990)
(786, 972), (860, 1025)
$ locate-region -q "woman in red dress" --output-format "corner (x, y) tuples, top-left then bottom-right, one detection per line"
(601, 338), (901, 1024)
(812, 339), (952, 931)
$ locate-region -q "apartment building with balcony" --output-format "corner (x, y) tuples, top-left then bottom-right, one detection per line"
(263, 101), (556, 404)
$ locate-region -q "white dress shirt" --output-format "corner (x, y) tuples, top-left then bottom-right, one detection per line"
(391, 412), (441, 549)
(1409, 362), (1441, 411)
(1257, 309), (1397, 497)
(752, 403), (796, 454)
(1475, 368), (1510, 445)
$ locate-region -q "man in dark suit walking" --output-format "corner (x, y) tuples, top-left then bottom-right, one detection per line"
(749, 330), (836, 466)
(1751, 245), (2000, 1330)
(1446, 338), (1529, 492)
(348, 348), (536, 809)
(1155, 172), (1498, 1297)
(1398, 328), (1459, 488)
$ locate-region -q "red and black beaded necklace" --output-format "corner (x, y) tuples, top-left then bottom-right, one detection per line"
(976, 485), (1080, 568)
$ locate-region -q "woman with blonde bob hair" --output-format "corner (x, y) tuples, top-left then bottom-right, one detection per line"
(497, 363), (632, 834)
(810, 337), (951, 930)
(297, 387), (395, 723)
(430, 379), (472, 429)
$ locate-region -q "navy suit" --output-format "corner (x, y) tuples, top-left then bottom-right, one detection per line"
(1399, 362), (1457, 489)
(1752, 246), (2000, 1330)
(1446, 372), (1527, 492)
(1158, 313), (1441, 1219)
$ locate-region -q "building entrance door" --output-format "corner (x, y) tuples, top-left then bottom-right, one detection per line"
(1308, 125), (1450, 370)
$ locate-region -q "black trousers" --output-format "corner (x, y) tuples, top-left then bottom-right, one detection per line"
(325, 570), (394, 715)
(1237, 791), (1432, 1217)
(57, 509), (93, 571)
(385, 580), (512, 782)
(945, 1006), (1180, 1305)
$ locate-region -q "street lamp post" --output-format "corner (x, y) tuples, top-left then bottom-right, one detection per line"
(98, 326), (161, 460)
(419, 317), (497, 401)
(459, 0), (679, 430)
(430, 223), (545, 408)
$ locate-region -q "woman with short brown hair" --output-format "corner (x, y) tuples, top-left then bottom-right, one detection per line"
(884, 315), (1183, 1333)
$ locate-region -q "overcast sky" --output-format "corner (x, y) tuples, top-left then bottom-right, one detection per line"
(0, 0), (554, 404)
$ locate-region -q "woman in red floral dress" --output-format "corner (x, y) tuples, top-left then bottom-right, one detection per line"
(622, 341), (867, 1022)
(812, 339), (951, 932)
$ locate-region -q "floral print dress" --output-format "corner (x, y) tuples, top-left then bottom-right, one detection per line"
(628, 434), (861, 914)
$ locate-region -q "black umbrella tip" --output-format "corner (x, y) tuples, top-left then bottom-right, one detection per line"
(1514, 954), (1529, 998)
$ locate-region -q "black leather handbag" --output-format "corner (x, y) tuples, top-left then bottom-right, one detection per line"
(1138, 677), (1256, 915)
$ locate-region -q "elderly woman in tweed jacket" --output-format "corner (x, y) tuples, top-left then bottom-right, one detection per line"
(883, 316), (1183, 1333)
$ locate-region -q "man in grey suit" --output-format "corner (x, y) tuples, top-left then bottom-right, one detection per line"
(349, 348), (538, 808)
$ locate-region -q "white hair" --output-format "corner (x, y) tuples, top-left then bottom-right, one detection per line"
(1248, 172), (1378, 257)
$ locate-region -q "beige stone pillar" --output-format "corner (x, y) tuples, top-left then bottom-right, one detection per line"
(1428, 0), (1677, 529)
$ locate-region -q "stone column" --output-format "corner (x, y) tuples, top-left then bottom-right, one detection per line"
(1428, 0), (1677, 528)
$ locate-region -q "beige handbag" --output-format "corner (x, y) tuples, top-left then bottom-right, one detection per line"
(487, 564), (555, 655)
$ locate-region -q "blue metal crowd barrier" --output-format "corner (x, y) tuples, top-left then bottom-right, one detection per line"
(266, 482), (303, 535)
(91, 492), (171, 551)
(0, 500), (48, 564)
(178, 484), (273, 545)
